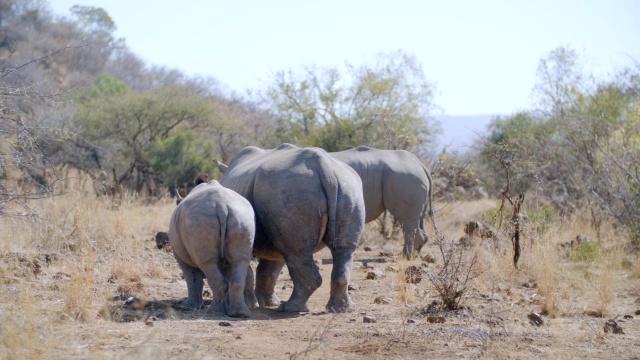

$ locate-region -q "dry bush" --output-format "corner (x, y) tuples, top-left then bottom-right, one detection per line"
(62, 253), (98, 322)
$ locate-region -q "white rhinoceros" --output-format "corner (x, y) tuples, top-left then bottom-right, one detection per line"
(330, 146), (434, 259)
(216, 144), (365, 313)
(169, 180), (257, 318)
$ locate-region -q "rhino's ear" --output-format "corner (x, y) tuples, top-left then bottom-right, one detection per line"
(213, 159), (228, 173)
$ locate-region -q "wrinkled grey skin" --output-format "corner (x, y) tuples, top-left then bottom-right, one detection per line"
(169, 180), (257, 318)
(216, 144), (365, 313)
(330, 147), (434, 259)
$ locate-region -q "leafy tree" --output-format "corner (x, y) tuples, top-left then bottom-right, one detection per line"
(261, 50), (439, 151)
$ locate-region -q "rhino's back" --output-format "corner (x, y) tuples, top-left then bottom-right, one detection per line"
(169, 181), (254, 267)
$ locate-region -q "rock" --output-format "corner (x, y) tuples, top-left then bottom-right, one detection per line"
(385, 265), (399, 272)
(366, 268), (386, 280)
(527, 312), (544, 326)
(422, 254), (436, 263)
(363, 246), (372, 251)
(604, 319), (624, 334)
(373, 296), (392, 305)
(406, 319), (416, 324)
(635, 297), (640, 305)
(584, 310), (603, 317)
(378, 251), (394, 257)
(155, 231), (170, 250)
(363, 315), (377, 323)
(219, 321), (233, 327)
(623, 315), (633, 319)
(427, 316), (446, 324)
(522, 280), (538, 288)
(348, 283), (359, 291)
(145, 316), (156, 326)
(203, 290), (212, 298)
(404, 266), (422, 284)
(636, 310), (640, 315)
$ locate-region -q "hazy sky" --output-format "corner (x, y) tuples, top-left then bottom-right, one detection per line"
(49, 0), (639, 116)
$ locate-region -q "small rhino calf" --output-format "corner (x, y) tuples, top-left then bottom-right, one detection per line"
(169, 180), (257, 317)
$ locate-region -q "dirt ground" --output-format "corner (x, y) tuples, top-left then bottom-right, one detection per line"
(1, 196), (639, 359)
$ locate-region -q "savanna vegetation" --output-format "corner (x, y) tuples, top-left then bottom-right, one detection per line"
(1, 1), (638, 358)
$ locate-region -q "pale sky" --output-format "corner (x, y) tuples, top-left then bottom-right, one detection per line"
(49, 0), (639, 117)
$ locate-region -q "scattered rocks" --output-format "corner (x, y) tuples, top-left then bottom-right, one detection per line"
(366, 268), (386, 280)
(363, 315), (377, 323)
(347, 283), (359, 291)
(404, 266), (423, 284)
(219, 321), (233, 327)
(155, 232), (170, 250)
(427, 316), (446, 324)
(373, 296), (392, 305)
(604, 319), (624, 334)
(527, 312), (544, 327)
(363, 246), (372, 252)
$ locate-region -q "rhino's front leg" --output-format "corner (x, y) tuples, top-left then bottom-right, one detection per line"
(175, 256), (205, 309)
(255, 259), (285, 307)
(326, 246), (355, 313)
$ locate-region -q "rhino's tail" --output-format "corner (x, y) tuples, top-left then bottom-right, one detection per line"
(217, 205), (228, 259)
(421, 162), (437, 231)
(319, 158), (339, 248)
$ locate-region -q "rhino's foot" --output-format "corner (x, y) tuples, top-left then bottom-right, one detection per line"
(206, 300), (227, 314)
(228, 303), (252, 318)
(277, 300), (310, 313)
(326, 296), (354, 313)
(256, 292), (280, 308)
(176, 299), (204, 310)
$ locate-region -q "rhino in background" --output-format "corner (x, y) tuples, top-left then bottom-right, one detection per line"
(330, 146), (435, 259)
(169, 180), (257, 317)
(215, 144), (365, 313)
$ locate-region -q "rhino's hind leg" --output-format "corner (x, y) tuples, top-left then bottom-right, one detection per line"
(200, 262), (228, 314)
(225, 259), (252, 318)
(255, 259), (285, 307)
(277, 254), (322, 313)
(244, 266), (258, 309)
(402, 220), (428, 260)
(175, 256), (205, 309)
(326, 247), (355, 313)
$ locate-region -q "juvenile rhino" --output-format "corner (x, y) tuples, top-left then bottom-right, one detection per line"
(216, 144), (365, 313)
(169, 180), (257, 317)
(330, 147), (434, 259)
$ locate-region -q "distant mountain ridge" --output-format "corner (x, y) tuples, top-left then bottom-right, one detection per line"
(434, 114), (498, 152)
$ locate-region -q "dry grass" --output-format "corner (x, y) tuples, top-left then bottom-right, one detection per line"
(0, 185), (638, 358)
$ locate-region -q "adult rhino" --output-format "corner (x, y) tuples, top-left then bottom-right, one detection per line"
(169, 180), (257, 318)
(215, 144), (365, 313)
(330, 146), (434, 259)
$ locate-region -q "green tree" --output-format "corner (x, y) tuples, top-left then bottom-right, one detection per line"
(262, 50), (438, 151)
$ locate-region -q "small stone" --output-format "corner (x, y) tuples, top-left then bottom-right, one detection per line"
(363, 246), (372, 251)
(635, 297), (640, 305)
(348, 283), (359, 291)
(427, 316), (446, 324)
(373, 296), (392, 305)
(203, 290), (212, 298)
(406, 319), (416, 324)
(385, 265), (399, 272)
(527, 312), (544, 326)
(404, 266), (422, 284)
(219, 321), (233, 327)
(363, 315), (377, 323)
(378, 251), (393, 257)
(584, 310), (602, 317)
(623, 315), (633, 319)
(422, 254), (436, 263)
(604, 319), (624, 334)
(145, 316), (156, 326)
(636, 310), (640, 315)
(366, 268), (386, 280)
